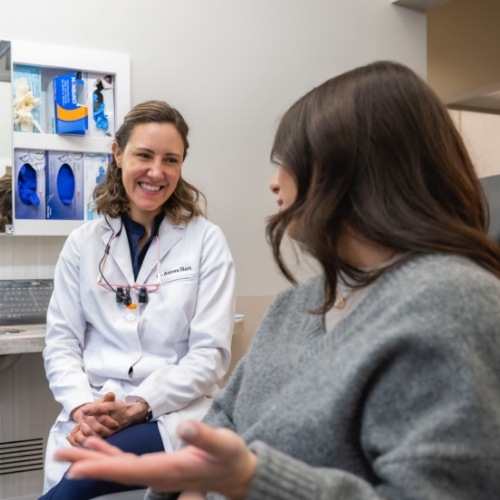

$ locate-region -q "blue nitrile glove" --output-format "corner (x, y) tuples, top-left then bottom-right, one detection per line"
(57, 163), (75, 206)
(17, 163), (40, 206)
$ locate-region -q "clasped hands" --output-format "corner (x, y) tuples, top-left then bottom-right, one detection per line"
(68, 391), (149, 446)
(57, 419), (257, 500)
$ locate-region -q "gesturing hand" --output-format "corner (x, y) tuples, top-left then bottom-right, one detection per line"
(57, 420), (257, 499)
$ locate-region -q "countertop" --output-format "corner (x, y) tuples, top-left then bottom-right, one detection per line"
(0, 324), (46, 355)
(0, 316), (244, 356)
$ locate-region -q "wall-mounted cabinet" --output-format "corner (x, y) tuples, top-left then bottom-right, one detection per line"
(4, 40), (130, 236)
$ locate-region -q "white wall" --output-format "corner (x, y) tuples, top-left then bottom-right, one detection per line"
(0, 0), (427, 296)
(450, 110), (500, 178)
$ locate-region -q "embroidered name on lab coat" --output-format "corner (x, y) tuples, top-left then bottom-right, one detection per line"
(161, 266), (193, 277)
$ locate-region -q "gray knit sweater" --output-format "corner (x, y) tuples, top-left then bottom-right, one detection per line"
(147, 254), (500, 500)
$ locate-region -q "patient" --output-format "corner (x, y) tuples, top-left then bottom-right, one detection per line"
(57, 61), (500, 500)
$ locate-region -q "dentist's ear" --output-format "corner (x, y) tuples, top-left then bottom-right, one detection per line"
(112, 142), (123, 168)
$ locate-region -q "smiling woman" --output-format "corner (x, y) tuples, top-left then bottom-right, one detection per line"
(92, 101), (202, 229)
(39, 100), (236, 500)
(112, 122), (184, 232)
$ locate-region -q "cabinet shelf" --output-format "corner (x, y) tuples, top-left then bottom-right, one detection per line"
(7, 40), (130, 237)
(13, 132), (113, 155)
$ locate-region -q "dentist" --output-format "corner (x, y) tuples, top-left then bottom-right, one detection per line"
(40, 100), (235, 500)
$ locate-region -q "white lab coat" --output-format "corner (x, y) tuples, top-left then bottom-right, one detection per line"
(42, 215), (235, 491)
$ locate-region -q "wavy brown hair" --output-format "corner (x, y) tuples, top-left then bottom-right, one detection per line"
(94, 100), (205, 222)
(267, 60), (500, 313)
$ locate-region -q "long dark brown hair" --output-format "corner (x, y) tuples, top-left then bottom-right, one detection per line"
(94, 100), (205, 223)
(267, 60), (500, 313)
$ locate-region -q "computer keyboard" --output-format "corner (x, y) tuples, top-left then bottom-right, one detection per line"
(0, 279), (54, 325)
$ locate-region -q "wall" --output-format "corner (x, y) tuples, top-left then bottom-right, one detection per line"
(426, 0), (500, 241)
(0, 0), (427, 398)
(0, 3), (428, 495)
(0, 0), (426, 297)
(451, 110), (500, 178)
(427, 0), (500, 105)
(449, 108), (500, 240)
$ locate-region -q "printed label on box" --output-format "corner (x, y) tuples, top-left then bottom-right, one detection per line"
(53, 72), (88, 135)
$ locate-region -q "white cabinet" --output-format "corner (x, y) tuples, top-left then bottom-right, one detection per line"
(8, 40), (130, 236)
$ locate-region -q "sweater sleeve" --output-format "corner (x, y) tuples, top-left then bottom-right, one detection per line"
(245, 441), (380, 500)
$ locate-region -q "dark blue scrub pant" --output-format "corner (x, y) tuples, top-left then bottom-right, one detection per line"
(38, 421), (163, 500)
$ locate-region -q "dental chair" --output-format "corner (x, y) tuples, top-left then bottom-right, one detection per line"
(480, 174), (500, 242)
(93, 490), (148, 499)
